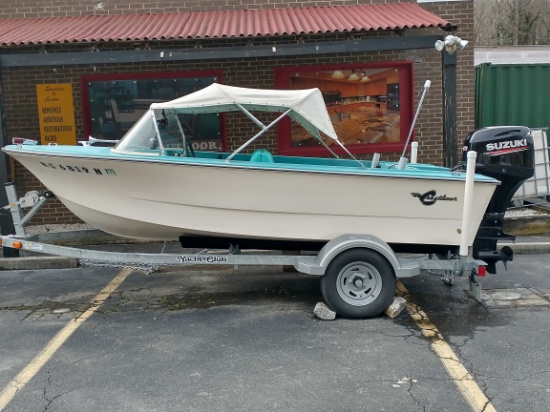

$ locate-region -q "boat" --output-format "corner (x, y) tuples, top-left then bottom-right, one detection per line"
(2, 84), (535, 273)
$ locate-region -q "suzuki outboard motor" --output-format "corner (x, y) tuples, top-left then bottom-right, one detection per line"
(463, 126), (535, 273)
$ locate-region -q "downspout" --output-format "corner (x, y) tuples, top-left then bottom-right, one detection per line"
(442, 50), (458, 168)
(0, 67), (19, 257)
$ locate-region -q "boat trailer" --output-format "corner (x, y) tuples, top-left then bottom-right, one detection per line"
(0, 155), (489, 319)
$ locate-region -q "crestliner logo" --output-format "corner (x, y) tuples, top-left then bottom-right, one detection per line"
(411, 190), (458, 206)
(485, 139), (529, 155)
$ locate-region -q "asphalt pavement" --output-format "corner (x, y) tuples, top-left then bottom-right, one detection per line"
(1, 250), (549, 411)
(1, 227), (549, 412)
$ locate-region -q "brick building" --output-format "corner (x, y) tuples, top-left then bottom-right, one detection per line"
(0, 0), (474, 227)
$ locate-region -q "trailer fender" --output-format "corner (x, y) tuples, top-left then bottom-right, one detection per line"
(295, 234), (420, 278)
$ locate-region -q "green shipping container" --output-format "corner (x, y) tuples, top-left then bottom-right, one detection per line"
(475, 63), (550, 130)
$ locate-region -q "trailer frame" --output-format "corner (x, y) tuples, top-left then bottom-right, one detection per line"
(0, 183), (487, 318)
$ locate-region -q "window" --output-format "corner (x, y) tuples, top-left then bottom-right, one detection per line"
(274, 62), (413, 156)
(80, 71), (224, 151)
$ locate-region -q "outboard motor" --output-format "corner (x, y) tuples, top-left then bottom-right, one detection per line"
(463, 126), (535, 273)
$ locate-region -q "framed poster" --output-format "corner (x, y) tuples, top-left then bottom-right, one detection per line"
(275, 61), (414, 156)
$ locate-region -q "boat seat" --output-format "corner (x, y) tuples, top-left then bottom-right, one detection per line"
(250, 149), (274, 163)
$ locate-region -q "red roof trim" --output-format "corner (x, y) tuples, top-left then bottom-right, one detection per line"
(0, 3), (449, 46)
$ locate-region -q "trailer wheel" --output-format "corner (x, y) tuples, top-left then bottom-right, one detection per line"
(320, 249), (396, 319)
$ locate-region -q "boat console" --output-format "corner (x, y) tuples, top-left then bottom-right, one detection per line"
(463, 126), (535, 273)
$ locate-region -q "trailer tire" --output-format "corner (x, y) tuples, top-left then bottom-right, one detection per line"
(320, 249), (396, 319)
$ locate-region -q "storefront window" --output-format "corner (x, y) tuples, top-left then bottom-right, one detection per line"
(275, 62), (413, 155)
(80, 71), (224, 150)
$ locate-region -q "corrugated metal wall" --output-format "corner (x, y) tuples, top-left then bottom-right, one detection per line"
(475, 63), (550, 130)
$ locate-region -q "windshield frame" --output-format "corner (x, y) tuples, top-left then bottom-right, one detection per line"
(112, 109), (188, 156)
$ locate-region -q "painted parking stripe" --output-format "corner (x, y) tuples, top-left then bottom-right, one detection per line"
(0, 268), (133, 411)
(397, 281), (497, 412)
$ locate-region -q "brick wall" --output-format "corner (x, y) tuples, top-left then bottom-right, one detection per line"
(0, 0), (475, 227)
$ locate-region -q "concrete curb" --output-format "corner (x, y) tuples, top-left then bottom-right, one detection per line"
(500, 242), (550, 255)
(0, 256), (79, 270)
(30, 229), (143, 246)
(1, 229), (157, 270)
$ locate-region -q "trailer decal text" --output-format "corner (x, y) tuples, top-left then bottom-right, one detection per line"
(177, 255), (228, 263)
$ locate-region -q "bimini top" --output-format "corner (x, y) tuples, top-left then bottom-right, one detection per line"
(150, 83), (339, 141)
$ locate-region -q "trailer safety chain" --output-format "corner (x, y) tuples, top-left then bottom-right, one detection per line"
(79, 259), (162, 275)
(80, 241), (168, 275)
(80, 241), (169, 274)
(420, 251), (461, 286)
(79, 243), (210, 275)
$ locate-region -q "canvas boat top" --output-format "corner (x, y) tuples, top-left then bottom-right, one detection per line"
(148, 83), (338, 141)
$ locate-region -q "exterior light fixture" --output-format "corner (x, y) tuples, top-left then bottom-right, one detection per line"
(435, 35), (469, 54)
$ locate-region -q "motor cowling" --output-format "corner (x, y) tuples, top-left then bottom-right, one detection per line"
(463, 126), (535, 273)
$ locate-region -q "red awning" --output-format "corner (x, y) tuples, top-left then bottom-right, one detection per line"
(0, 3), (450, 47)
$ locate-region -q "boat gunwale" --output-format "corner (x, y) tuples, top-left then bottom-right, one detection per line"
(3, 145), (501, 184)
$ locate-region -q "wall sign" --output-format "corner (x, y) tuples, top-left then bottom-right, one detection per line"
(36, 84), (77, 145)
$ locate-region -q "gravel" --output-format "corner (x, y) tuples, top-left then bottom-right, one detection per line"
(25, 223), (95, 235)
(505, 206), (550, 218)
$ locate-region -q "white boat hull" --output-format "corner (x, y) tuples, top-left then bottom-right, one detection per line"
(7, 149), (498, 249)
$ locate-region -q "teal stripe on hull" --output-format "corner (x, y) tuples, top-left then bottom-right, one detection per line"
(3, 144), (499, 183)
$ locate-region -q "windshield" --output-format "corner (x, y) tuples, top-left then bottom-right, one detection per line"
(113, 110), (185, 155)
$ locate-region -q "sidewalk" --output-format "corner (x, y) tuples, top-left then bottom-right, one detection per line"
(1, 228), (549, 271)
(500, 234), (550, 254)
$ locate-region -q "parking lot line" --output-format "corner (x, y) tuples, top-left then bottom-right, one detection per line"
(397, 281), (497, 412)
(0, 268), (133, 411)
